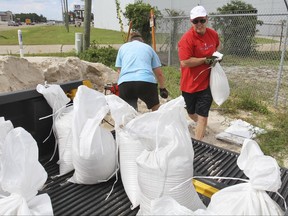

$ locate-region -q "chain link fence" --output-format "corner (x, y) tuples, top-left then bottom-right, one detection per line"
(155, 13), (288, 108)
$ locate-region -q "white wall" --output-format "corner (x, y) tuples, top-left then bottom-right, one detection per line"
(93, 0), (133, 31)
(93, 0), (288, 32)
(143, 0), (287, 16)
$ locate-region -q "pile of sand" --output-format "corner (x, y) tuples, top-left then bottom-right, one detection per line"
(0, 56), (118, 93)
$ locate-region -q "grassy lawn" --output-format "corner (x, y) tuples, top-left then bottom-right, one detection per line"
(0, 25), (125, 45)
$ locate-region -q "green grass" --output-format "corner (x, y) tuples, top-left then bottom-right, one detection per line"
(0, 25), (126, 45)
(255, 37), (279, 44)
(162, 66), (181, 98)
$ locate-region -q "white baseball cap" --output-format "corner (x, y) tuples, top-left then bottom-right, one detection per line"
(190, 6), (207, 20)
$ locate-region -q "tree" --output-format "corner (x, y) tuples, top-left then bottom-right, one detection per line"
(83, 0), (92, 50)
(211, 0), (262, 56)
(15, 13), (47, 23)
(123, 1), (161, 45)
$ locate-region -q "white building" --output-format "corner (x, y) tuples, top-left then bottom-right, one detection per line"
(0, 11), (13, 22)
(93, 0), (288, 32)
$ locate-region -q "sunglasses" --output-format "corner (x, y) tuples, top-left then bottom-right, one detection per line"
(192, 19), (206, 24)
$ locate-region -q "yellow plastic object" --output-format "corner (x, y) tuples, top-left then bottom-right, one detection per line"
(83, 80), (93, 88)
(192, 179), (219, 198)
(66, 80), (93, 100)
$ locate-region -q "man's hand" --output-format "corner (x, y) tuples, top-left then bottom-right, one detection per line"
(205, 56), (218, 66)
(159, 88), (169, 99)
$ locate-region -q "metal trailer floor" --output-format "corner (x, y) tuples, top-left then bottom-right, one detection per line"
(39, 139), (288, 216)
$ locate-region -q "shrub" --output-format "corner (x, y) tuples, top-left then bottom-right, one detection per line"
(78, 42), (118, 67)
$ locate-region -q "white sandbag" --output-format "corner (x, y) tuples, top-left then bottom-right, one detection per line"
(54, 106), (74, 175)
(0, 127), (53, 215)
(237, 139), (281, 192)
(0, 117), (14, 158)
(132, 97), (206, 214)
(36, 83), (70, 112)
(69, 85), (117, 184)
(216, 119), (266, 145)
(0, 117), (14, 196)
(105, 94), (138, 128)
(0, 117), (14, 145)
(37, 83), (74, 176)
(0, 193), (53, 216)
(151, 196), (215, 215)
(210, 62), (230, 106)
(105, 95), (140, 209)
(207, 139), (284, 215)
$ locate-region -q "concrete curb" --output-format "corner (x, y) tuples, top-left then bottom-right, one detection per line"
(0, 45), (75, 55)
(0, 44), (123, 55)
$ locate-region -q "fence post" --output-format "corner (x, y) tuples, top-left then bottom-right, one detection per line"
(18, 30), (24, 58)
(168, 17), (172, 66)
(75, 32), (83, 54)
(274, 15), (288, 107)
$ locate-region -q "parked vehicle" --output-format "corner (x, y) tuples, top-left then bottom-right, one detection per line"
(25, 18), (32, 25)
(7, 21), (19, 26)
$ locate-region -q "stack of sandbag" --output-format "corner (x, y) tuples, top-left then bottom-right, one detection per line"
(69, 85), (118, 184)
(150, 139), (285, 216)
(37, 83), (74, 175)
(0, 117), (14, 196)
(106, 96), (205, 213)
(0, 127), (53, 215)
(106, 94), (140, 209)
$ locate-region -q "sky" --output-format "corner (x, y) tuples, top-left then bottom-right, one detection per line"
(0, 0), (87, 21)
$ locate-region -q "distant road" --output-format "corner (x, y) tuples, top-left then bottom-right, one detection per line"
(0, 44), (75, 55)
(0, 22), (42, 31)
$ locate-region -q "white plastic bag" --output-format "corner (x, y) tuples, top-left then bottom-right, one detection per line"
(0, 127), (53, 215)
(151, 196), (215, 215)
(210, 62), (230, 106)
(54, 106), (74, 175)
(207, 139), (284, 215)
(0, 117), (14, 196)
(37, 83), (74, 176)
(36, 83), (70, 113)
(133, 97), (206, 215)
(105, 95), (140, 209)
(70, 85), (117, 184)
(0, 117), (14, 160)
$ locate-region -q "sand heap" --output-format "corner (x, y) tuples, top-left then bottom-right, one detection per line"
(0, 56), (118, 93)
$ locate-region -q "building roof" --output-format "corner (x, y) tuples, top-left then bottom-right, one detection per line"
(0, 11), (12, 15)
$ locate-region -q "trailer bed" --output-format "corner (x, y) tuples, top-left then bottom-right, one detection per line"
(1, 80), (287, 215)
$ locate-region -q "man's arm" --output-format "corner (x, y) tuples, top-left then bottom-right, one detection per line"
(116, 68), (121, 82)
(180, 57), (206, 68)
(153, 67), (165, 89)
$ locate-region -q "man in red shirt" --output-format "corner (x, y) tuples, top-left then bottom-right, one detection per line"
(178, 5), (220, 140)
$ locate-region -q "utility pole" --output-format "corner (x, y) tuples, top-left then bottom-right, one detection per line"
(62, 0), (69, 32)
(83, 0), (92, 50)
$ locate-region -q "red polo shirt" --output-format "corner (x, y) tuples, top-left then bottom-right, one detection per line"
(178, 27), (219, 93)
